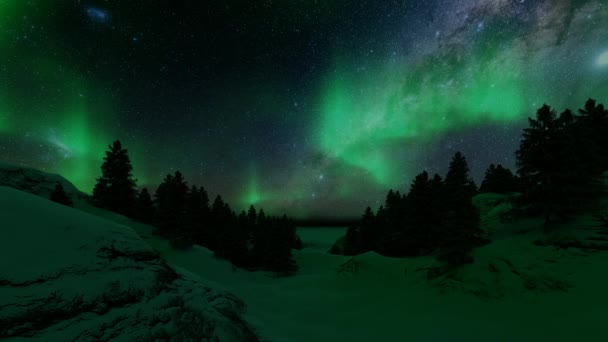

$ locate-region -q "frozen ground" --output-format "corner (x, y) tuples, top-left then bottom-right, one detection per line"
(0, 186), (259, 341)
(128, 198), (608, 341)
(2, 163), (608, 341)
(146, 232), (608, 341)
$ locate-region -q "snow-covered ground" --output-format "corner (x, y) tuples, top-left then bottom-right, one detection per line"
(3, 163), (608, 341)
(0, 186), (259, 341)
(126, 194), (608, 341)
(133, 223), (608, 341)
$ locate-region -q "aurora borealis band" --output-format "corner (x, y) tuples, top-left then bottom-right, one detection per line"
(1, 1), (607, 219)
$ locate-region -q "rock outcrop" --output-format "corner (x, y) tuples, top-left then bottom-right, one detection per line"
(0, 162), (87, 201)
(0, 186), (260, 341)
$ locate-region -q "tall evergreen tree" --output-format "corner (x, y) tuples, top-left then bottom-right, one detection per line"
(154, 171), (189, 239)
(405, 171), (439, 255)
(135, 188), (155, 224)
(343, 226), (360, 256)
(440, 152), (484, 265)
(516, 105), (586, 223)
(265, 215), (298, 276)
(50, 183), (73, 207)
(186, 185), (211, 247)
(358, 206), (377, 252)
(479, 164), (518, 194)
(250, 208), (269, 267)
(92, 140), (137, 217)
(578, 99), (608, 174)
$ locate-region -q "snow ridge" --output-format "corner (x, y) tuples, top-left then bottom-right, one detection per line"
(0, 186), (260, 341)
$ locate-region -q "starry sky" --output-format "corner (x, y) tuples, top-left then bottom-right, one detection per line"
(1, 0), (607, 219)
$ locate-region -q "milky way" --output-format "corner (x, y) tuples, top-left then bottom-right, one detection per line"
(1, 1), (607, 218)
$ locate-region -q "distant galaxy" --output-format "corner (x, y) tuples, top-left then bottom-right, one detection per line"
(1, 1), (607, 218)
(597, 51), (608, 67)
(84, 6), (109, 23)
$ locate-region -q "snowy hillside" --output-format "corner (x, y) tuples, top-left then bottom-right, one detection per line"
(0, 186), (260, 341)
(0, 162), (87, 201)
(3, 163), (608, 341)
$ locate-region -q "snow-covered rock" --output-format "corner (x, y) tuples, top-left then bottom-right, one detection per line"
(0, 186), (260, 341)
(0, 162), (87, 201)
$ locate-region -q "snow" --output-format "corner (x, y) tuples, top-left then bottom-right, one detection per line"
(0, 162), (87, 201)
(127, 207), (608, 341)
(0, 186), (259, 341)
(3, 161), (608, 341)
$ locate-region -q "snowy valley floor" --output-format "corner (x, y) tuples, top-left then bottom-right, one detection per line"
(126, 220), (608, 341)
(3, 166), (608, 341)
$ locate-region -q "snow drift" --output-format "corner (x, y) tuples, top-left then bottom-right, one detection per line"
(0, 186), (259, 341)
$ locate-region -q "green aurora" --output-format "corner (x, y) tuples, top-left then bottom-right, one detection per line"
(1, 0), (608, 217)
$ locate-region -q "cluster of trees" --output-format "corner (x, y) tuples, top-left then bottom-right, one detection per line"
(339, 98), (608, 266)
(57, 98), (608, 272)
(50, 183), (73, 207)
(479, 164), (519, 194)
(340, 152), (488, 266)
(90, 140), (299, 276)
(516, 99), (608, 223)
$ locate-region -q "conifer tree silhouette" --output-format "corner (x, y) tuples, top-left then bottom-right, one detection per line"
(517, 105), (581, 223)
(358, 206), (377, 252)
(439, 152), (484, 265)
(50, 183), (73, 207)
(578, 99), (608, 174)
(154, 171), (188, 240)
(479, 164), (518, 194)
(265, 215), (298, 276)
(92, 140), (137, 216)
(343, 226), (360, 256)
(183, 185), (209, 245)
(135, 188), (155, 224)
(405, 171), (437, 255)
(250, 208), (268, 266)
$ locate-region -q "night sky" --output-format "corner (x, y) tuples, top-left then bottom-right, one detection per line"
(1, 1), (607, 219)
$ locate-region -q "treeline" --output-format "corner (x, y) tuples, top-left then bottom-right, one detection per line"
(338, 98), (608, 266)
(516, 99), (608, 222)
(335, 152), (488, 266)
(88, 140), (300, 276)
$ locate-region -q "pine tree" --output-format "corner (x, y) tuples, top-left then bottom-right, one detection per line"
(265, 216), (298, 277)
(187, 185), (211, 247)
(246, 205), (257, 241)
(444, 152), (477, 203)
(358, 206), (376, 252)
(250, 208), (269, 267)
(405, 171), (437, 255)
(343, 226), (360, 256)
(578, 99), (608, 173)
(92, 140), (137, 217)
(479, 164), (518, 194)
(50, 183), (73, 207)
(135, 188), (155, 223)
(516, 105), (585, 223)
(154, 171), (189, 240)
(440, 152), (484, 266)
(210, 195), (229, 251)
(382, 189), (404, 234)
(214, 205), (248, 267)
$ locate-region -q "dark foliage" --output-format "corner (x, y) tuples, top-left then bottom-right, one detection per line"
(154, 171), (189, 240)
(343, 152), (487, 266)
(50, 183), (73, 207)
(92, 140), (137, 217)
(146, 171), (298, 273)
(135, 188), (155, 224)
(479, 164), (519, 194)
(516, 100), (608, 224)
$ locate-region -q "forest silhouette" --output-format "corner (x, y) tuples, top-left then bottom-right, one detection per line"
(67, 98), (608, 275)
